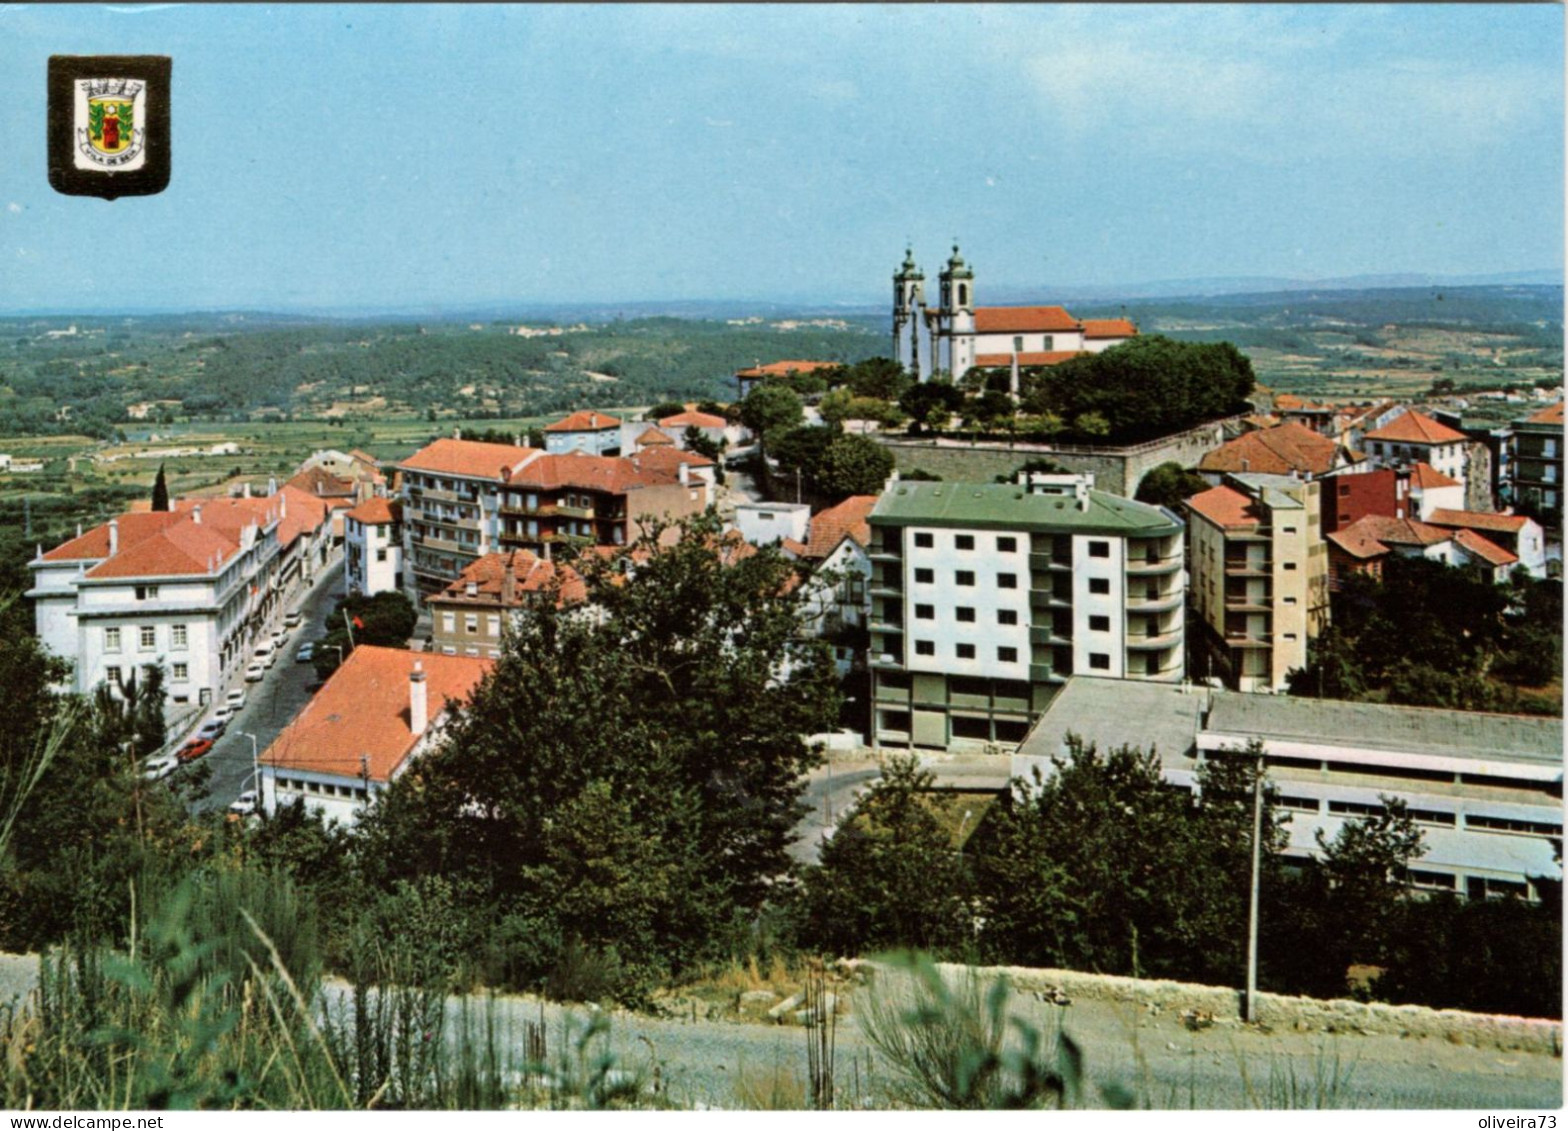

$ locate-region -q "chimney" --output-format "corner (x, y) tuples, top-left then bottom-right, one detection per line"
(280, 491), (287, 517)
(409, 661), (428, 737)
(502, 561), (517, 605)
(590, 413), (598, 428)
(192, 504), (202, 525)
(678, 461), (690, 487)
(243, 482), (251, 499)
(267, 476), (278, 496)
(466, 580), (478, 597)
(108, 519), (119, 556)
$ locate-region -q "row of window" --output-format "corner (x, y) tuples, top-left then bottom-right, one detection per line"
(105, 624), (189, 652)
(1261, 756), (1562, 797)
(440, 612), (504, 635)
(276, 777), (371, 801)
(912, 532), (1020, 553)
(1321, 798), (1561, 837)
(915, 641), (1019, 662)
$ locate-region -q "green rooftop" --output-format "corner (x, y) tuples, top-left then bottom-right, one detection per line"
(869, 479), (1183, 536)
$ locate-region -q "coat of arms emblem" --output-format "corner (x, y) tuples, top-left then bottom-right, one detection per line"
(48, 55), (171, 199)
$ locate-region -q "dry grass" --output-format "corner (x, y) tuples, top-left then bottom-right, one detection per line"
(730, 1056), (808, 1110)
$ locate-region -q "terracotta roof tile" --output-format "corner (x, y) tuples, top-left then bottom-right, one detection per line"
(1408, 463), (1462, 489)
(544, 410), (622, 433)
(803, 495), (878, 559)
(432, 549), (587, 608)
(398, 438), (542, 480)
(636, 427), (676, 446)
(506, 452), (680, 493)
(1452, 528), (1518, 567)
(1186, 485), (1265, 529)
(972, 351), (1087, 368)
(40, 511), (183, 562)
(345, 496), (399, 525)
(85, 520), (240, 579)
(658, 410), (727, 430)
(1081, 318), (1138, 339)
(1524, 400), (1564, 426)
(1198, 422), (1342, 477)
(1364, 409), (1468, 445)
(973, 306), (1081, 333)
(260, 646), (491, 783)
(1424, 508), (1529, 534)
(632, 445), (715, 471)
(286, 466), (357, 498)
(735, 360), (840, 379)
(1326, 515), (1451, 560)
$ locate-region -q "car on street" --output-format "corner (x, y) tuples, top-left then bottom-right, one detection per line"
(284, 610), (302, 629)
(196, 718), (227, 741)
(225, 688), (247, 710)
(176, 738), (214, 763)
(228, 790), (259, 817)
(142, 754), (179, 781)
(212, 703), (237, 724)
(254, 641), (275, 662)
(245, 662), (266, 682)
(296, 642), (315, 663)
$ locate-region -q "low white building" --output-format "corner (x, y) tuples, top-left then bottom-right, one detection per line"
(733, 501), (812, 548)
(259, 645), (491, 826)
(28, 502), (285, 708)
(344, 496), (403, 597)
(543, 410), (623, 456)
(1362, 409), (1471, 495)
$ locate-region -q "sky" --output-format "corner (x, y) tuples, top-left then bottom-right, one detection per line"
(0, 3), (1562, 313)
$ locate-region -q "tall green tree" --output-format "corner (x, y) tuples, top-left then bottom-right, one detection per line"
(815, 434), (895, 498)
(1135, 462), (1209, 511)
(740, 384), (804, 452)
(151, 463), (170, 512)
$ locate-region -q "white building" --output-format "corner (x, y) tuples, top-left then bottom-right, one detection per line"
(259, 645), (491, 826)
(869, 473), (1185, 751)
(344, 496), (404, 597)
(791, 496), (877, 675)
(28, 501), (286, 708)
(1362, 409), (1471, 494)
(891, 245), (1137, 383)
(1014, 679), (1563, 900)
(733, 501), (811, 548)
(543, 411), (623, 456)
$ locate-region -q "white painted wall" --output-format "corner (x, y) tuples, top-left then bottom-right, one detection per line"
(1070, 534), (1126, 679)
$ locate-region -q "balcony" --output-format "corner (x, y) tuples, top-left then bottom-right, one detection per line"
(1030, 589), (1071, 611)
(1224, 561), (1272, 578)
(1226, 528), (1272, 542)
(412, 485), (478, 505)
(868, 619), (904, 635)
(870, 652), (906, 672)
(1127, 591), (1184, 612)
(868, 549), (903, 564)
(1224, 632), (1272, 648)
(1224, 598), (1272, 613)
(1125, 630), (1183, 651)
(556, 503), (594, 520)
(1028, 552), (1070, 571)
(1126, 555), (1184, 576)
(1029, 663), (1068, 684)
(869, 581), (903, 598)
(413, 533), (475, 556)
(1029, 625), (1071, 646)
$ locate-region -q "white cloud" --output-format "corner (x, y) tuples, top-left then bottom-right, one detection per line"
(6, 203), (20, 214)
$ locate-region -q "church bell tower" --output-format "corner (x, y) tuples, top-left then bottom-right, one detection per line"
(892, 246), (926, 379)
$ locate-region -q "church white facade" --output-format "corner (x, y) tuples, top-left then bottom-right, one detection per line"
(892, 245), (1138, 383)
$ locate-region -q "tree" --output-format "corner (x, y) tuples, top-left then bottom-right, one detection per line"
(962, 391), (1016, 434)
(818, 388), (855, 427)
(768, 425), (838, 495)
(816, 434), (895, 498)
(681, 425), (723, 462)
(150, 463), (170, 512)
(740, 384), (804, 453)
(646, 402), (686, 421)
(313, 591), (418, 678)
(1134, 462), (1209, 511)
(803, 754), (970, 955)
(898, 381), (964, 436)
(843, 357), (911, 402)
(354, 515), (840, 994)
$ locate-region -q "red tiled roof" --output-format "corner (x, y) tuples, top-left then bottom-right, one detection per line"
(973, 306), (1080, 333)
(632, 445), (715, 472)
(1364, 410), (1467, 445)
(973, 351), (1087, 368)
(40, 511), (184, 562)
(506, 452), (680, 493)
(345, 496), (399, 525)
(1408, 463), (1462, 490)
(544, 410), (622, 433)
(658, 410), (727, 430)
(1081, 318), (1138, 339)
(1326, 515), (1451, 559)
(779, 537), (809, 558)
(636, 427), (676, 446)
(1451, 528), (1518, 567)
(260, 646), (491, 783)
(803, 495), (878, 559)
(399, 438), (542, 480)
(1424, 508), (1529, 534)
(431, 549), (587, 609)
(286, 466), (357, 498)
(347, 449), (381, 467)
(1186, 485), (1265, 529)
(735, 360), (840, 379)
(1198, 422), (1342, 477)
(86, 519), (240, 580)
(1525, 400), (1564, 426)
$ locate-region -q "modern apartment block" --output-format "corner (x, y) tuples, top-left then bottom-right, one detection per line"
(1505, 400), (1563, 536)
(1186, 472), (1328, 692)
(867, 473), (1185, 751)
(496, 453), (708, 559)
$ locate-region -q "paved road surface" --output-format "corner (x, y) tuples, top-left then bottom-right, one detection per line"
(185, 557), (344, 814)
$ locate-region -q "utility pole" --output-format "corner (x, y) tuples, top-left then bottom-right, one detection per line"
(1244, 749), (1265, 1023)
(239, 731), (260, 811)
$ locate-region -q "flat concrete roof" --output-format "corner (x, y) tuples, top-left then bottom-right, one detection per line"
(869, 480), (1182, 537)
(1205, 693), (1564, 769)
(1014, 677), (1208, 763)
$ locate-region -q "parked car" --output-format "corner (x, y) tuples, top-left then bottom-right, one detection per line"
(212, 703), (237, 723)
(245, 662), (266, 682)
(284, 610), (303, 629)
(296, 642), (315, 663)
(176, 738), (214, 764)
(228, 790), (259, 817)
(225, 688), (247, 710)
(196, 718), (226, 741)
(142, 754), (179, 781)
(254, 641), (275, 665)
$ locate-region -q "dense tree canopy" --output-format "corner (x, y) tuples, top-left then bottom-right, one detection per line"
(740, 384), (804, 451)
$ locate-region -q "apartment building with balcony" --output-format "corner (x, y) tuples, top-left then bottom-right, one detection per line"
(427, 549), (587, 658)
(397, 438), (543, 597)
(1186, 473), (1327, 693)
(495, 452), (708, 560)
(867, 473), (1185, 751)
(1504, 399), (1563, 543)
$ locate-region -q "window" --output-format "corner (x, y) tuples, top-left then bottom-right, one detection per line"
(1338, 484), (1351, 497)
(1283, 596), (1297, 606)
(915, 568), (934, 584)
(915, 604), (935, 620)
(172, 662), (188, 681)
(914, 532), (934, 548)
(1089, 653), (1110, 670)
(997, 609), (1018, 626)
(1283, 633), (1298, 641)
(134, 585), (160, 600)
(1282, 526), (1297, 535)
(997, 572), (1017, 589)
(1041, 335), (1054, 351)
(171, 624), (187, 649)
(956, 570), (975, 586)
(956, 607), (975, 623)
(997, 536), (1017, 553)
(1283, 562), (1298, 571)
(1089, 578), (1110, 595)
(998, 646), (1018, 662)
(105, 627), (121, 652)
(1013, 336), (1024, 351)
(915, 640), (935, 656)
(139, 626), (156, 650)
(376, 548), (387, 562)
(441, 613), (455, 633)
(105, 665), (121, 686)
(1088, 541), (1110, 558)
(465, 614), (479, 633)
(955, 534), (975, 551)
(1089, 615), (1110, 631)
(487, 615), (500, 636)
(956, 643), (976, 659)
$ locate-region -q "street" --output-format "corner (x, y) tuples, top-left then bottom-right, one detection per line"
(185, 557), (345, 814)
